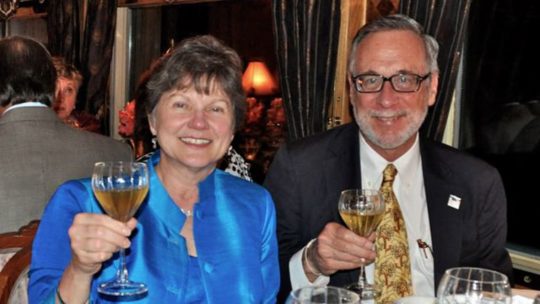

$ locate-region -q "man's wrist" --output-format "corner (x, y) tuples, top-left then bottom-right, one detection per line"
(303, 239), (322, 277)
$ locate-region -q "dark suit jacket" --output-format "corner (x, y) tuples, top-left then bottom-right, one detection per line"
(0, 107), (133, 233)
(264, 123), (513, 302)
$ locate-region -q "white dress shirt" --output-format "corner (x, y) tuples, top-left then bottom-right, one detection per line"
(289, 133), (435, 297)
(2, 101), (48, 115)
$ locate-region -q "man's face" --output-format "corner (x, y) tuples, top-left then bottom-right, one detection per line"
(349, 30), (438, 160)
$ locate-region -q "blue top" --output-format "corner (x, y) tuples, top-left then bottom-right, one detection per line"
(185, 256), (204, 303)
(29, 151), (280, 303)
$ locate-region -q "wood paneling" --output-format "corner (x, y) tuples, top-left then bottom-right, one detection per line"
(328, 0), (366, 129)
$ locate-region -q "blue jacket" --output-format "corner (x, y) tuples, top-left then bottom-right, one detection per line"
(29, 152), (280, 303)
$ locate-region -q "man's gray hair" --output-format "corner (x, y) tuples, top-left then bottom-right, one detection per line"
(348, 14), (439, 74)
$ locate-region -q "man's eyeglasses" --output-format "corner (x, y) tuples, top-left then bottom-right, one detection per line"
(351, 73), (431, 93)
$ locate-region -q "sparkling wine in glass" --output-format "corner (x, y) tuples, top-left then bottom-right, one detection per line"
(92, 161), (149, 297)
(437, 267), (512, 304)
(338, 188), (385, 300)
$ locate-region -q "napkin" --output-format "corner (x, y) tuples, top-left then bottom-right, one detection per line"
(513, 295), (535, 304)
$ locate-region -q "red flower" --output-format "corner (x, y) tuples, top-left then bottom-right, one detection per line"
(118, 100), (136, 138)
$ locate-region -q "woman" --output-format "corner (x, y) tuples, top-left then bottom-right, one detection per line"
(51, 56), (100, 133)
(29, 35), (279, 303)
(119, 58), (254, 180)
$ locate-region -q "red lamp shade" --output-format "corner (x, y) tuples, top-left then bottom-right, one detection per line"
(242, 60), (278, 96)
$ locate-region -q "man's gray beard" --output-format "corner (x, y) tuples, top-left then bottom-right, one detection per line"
(353, 107), (427, 149)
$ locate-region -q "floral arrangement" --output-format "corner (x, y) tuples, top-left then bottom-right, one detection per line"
(118, 100), (136, 138)
(265, 97), (286, 140)
(239, 97), (287, 174)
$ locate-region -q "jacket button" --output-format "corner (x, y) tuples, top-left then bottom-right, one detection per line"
(203, 262), (214, 273)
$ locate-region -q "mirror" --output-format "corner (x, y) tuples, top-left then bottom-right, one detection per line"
(111, 0), (276, 140)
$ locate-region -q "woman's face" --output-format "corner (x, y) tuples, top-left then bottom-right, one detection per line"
(149, 84), (235, 175)
(54, 77), (79, 120)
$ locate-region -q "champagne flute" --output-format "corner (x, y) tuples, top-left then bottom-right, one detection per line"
(437, 267), (512, 304)
(338, 189), (385, 300)
(92, 161), (149, 297)
(286, 286), (360, 304)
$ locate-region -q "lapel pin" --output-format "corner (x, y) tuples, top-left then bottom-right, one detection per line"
(447, 194), (461, 210)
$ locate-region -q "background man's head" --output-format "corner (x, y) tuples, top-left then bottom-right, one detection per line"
(0, 36), (56, 108)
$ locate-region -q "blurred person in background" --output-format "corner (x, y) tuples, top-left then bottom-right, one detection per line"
(0, 36), (131, 233)
(52, 56), (101, 133)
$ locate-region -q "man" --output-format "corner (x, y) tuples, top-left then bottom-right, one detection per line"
(264, 14), (513, 302)
(0, 36), (132, 233)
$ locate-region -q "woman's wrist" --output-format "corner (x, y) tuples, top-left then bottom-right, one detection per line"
(57, 287), (89, 304)
(57, 262), (94, 304)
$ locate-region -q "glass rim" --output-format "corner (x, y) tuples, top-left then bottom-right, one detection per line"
(291, 285), (354, 291)
(340, 188), (380, 195)
(289, 285), (361, 301)
(444, 267), (509, 284)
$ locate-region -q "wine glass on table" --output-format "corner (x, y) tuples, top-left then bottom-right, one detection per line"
(338, 188), (385, 300)
(285, 286), (360, 304)
(437, 267), (512, 304)
(92, 161), (149, 297)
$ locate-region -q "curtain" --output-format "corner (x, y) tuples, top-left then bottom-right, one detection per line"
(46, 0), (81, 66)
(272, 0), (341, 142)
(399, 0), (472, 141)
(79, 0), (117, 117)
(47, 0), (117, 132)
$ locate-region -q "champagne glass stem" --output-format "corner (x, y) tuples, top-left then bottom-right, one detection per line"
(358, 266), (367, 288)
(117, 248), (129, 283)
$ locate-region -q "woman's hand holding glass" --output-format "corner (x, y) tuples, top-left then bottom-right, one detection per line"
(68, 213), (137, 276)
(60, 213), (138, 303)
(91, 161), (149, 297)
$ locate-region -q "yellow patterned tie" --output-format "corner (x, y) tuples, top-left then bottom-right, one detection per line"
(375, 164), (412, 304)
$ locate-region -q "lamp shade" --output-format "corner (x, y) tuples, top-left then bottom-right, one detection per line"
(242, 60), (278, 96)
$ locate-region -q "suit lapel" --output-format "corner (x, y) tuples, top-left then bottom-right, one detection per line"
(421, 141), (464, 286)
(323, 124), (362, 285)
(323, 124), (361, 209)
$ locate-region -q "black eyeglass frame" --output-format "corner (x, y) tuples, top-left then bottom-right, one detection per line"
(350, 72), (432, 93)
